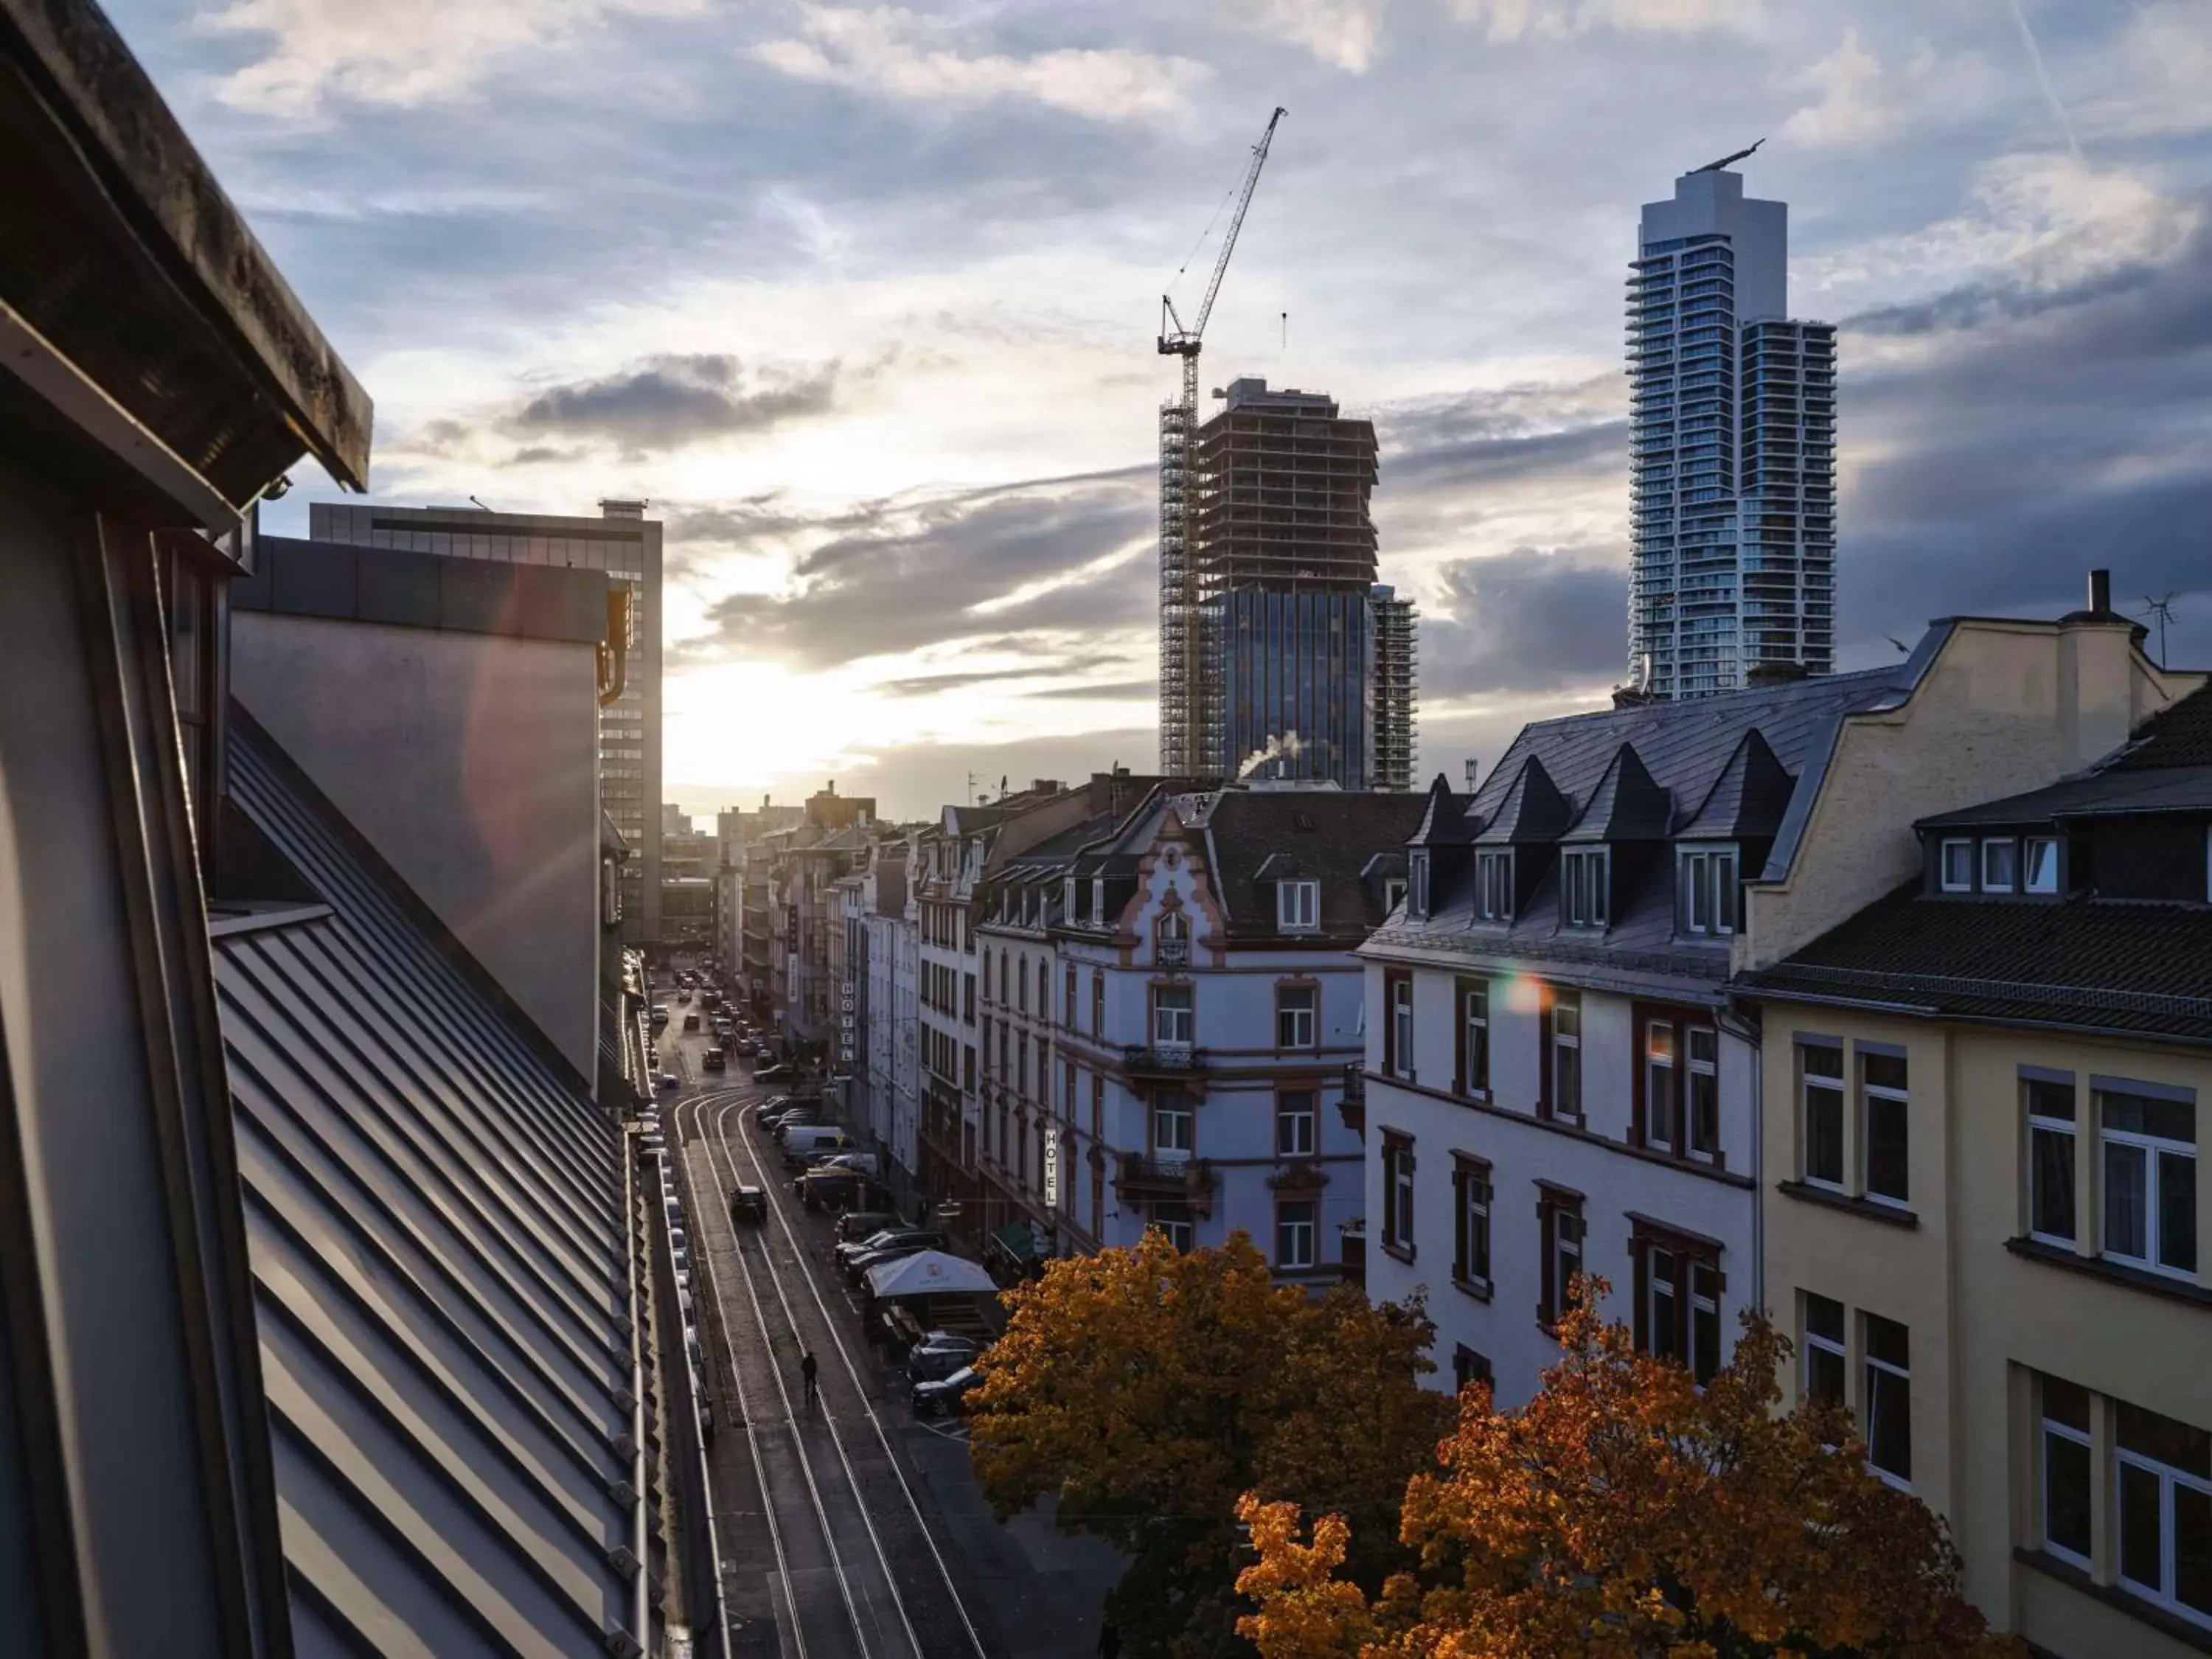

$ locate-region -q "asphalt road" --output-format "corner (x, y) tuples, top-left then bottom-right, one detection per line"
(649, 1003), (1119, 1659)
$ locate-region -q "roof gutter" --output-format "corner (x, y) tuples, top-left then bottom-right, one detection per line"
(621, 1133), (650, 1657)
(1739, 983), (2212, 1052)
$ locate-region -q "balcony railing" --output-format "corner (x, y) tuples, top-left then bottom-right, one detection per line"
(1124, 1041), (1204, 1077)
(1155, 937), (1189, 967)
(1338, 1063), (1366, 1135)
(1116, 1155), (1217, 1198)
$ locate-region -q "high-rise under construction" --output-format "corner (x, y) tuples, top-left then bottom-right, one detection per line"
(1158, 377), (1416, 788)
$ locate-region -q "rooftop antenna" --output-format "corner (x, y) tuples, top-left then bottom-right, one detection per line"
(2143, 594), (2177, 666)
(467, 495), (493, 511)
(1690, 137), (1764, 175)
(1281, 310), (1287, 349)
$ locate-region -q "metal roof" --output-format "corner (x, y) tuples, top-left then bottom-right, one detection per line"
(217, 729), (643, 1657)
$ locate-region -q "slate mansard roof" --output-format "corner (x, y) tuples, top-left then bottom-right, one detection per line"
(217, 726), (644, 1657)
(1201, 790), (1426, 941)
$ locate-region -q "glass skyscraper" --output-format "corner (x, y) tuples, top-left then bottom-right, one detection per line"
(1627, 167), (1836, 699)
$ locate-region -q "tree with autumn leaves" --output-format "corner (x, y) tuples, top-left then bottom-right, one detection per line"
(967, 1229), (1456, 1658)
(1234, 1277), (2023, 1659)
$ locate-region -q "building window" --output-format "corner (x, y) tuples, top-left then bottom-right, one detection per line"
(1276, 984), (1318, 1050)
(1093, 877), (1106, 922)
(1452, 1157), (1491, 1285)
(1150, 1200), (1194, 1253)
(1091, 970), (1104, 1037)
(1276, 1091), (1316, 1158)
(1152, 1091), (1193, 1158)
(1278, 879), (1320, 931)
(2116, 1400), (2212, 1627)
(1861, 1050), (1910, 1207)
(1561, 847), (1609, 928)
(1981, 838), (2017, 893)
(1386, 971), (1414, 1079)
(1457, 978), (1489, 1097)
(1017, 961), (1027, 1013)
(1152, 984), (1194, 1047)
(2041, 1376), (2094, 1568)
(1062, 1060), (1075, 1118)
(1803, 1292), (1846, 1405)
(1475, 851), (1514, 921)
(2027, 1075), (2077, 1245)
(1382, 1134), (1414, 1256)
(1538, 1189), (1585, 1327)
(2025, 835), (2061, 894)
(1690, 1259), (1722, 1383)
(1688, 1027), (1719, 1158)
(1065, 964), (1077, 1027)
(1863, 1312), (1912, 1486)
(1646, 1022), (1679, 1152)
(964, 972), (975, 1023)
(1801, 1043), (1845, 1189)
(1384, 877), (1407, 913)
(1037, 960), (1048, 1015)
(1452, 1345), (1493, 1395)
(1939, 838), (1974, 892)
(2101, 1086), (2197, 1278)
(1091, 1072), (1103, 1138)
(1157, 910), (1190, 966)
(1276, 1200), (1316, 1270)
(1408, 852), (1429, 919)
(1064, 875), (1079, 921)
(1677, 847), (1739, 936)
(1548, 990), (1582, 1121)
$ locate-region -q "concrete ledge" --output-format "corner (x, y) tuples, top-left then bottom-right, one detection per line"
(238, 535), (609, 644)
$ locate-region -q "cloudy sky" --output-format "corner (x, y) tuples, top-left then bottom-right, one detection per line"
(112, 0), (2212, 820)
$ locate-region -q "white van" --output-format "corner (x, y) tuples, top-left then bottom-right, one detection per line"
(780, 1125), (854, 1160)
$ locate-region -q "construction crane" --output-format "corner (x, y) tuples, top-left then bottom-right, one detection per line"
(1155, 106), (1286, 773)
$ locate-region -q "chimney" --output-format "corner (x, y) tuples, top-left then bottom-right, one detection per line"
(1464, 759), (1480, 793)
(2088, 568), (2112, 615)
(2059, 567), (2135, 768)
(599, 498), (647, 520)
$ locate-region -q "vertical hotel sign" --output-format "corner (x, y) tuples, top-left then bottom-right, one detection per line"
(840, 980), (857, 1068)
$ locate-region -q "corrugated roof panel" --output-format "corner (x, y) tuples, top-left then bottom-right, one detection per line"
(215, 730), (638, 1658)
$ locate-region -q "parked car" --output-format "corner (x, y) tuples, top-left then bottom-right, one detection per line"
(834, 1227), (942, 1272)
(796, 1168), (880, 1211)
(658, 1072), (680, 1091)
(754, 1062), (792, 1082)
(683, 1013), (700, 1032)
(836, 1209), (900, 1243)
(905, 1337), (984, 1382)
(911, 1366), (981, 1416)
(650, 1006), (669, 1028)
(841, 1231), (945, 1285)
(773, 1117), (837, 1147)
(816, 1151), (879, 1178)
(702, 1048), (726, 1071)
(735, 1040), (758, 1057)
(779, 1127), (851, 1165)
(728, 1184), (767, 1224)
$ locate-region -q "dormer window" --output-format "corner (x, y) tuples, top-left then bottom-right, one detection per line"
(2025, 836), (2060, 894)
(1938, 834), (2061, 897)
(1677, 846), (1739, 938)
(1475, 851), (1514, 922)
(1939, 839), (1973, 893)
(1408, 852), (1430, 919)
(1158, 911), (1190, 966)
(1064, 876), (1079, 920)
(1560, 848), (1610, 930)
(1092, 876), (1106, 922)
(1278, 879), (1320, 931)
(1384, 878), (1407, 913)
(1981, 839), (2017, 894)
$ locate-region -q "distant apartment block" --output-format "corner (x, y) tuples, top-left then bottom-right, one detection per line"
(1370, 584), (1418, 790)
(312, 498), (664, 943)
(1628, 165), (1835, 700)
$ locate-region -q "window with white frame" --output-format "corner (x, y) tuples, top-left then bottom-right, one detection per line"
(1803, 1291), (1846, 1405)
(2100, 1086), (2197, 1278)
(1458, 979), (1489, 1098)
(2117, 1399), (2212, 1628)
(2027, 1075), (2077, 1245)
(1092, 877), (1106, 922)
(1408, 852), (1428, 918)
(1152, 983), (1194, 1047)
(1688, 1027), (1719, 1158)
(2025, 835), (2061, 894)
(1549, 990), (1582, 1120)
(1646, 1021), (1679, 1152)
(1276, 1200), (1317, 1270)
(1981, 838), (2017, 893)
(1863, 1312), (1912, 1486)
(1677, 846), (1739, 936)
(2040, 1375), (2093, 1568)
(1276, 1091), (1315, 1158)
(1452, 1157), (1490, 1284)
(1539, 1191), (1585, 1326)
(1801, 1043), (1845, 1189)
(1939, 838), (1975, 892)
(1276, 983), (1317, 1050)
(1384, 877), (1407, 913)
(1475, 850), (1514, 921)
(1064, 876), (1079, 919)
(1388, 973), (1414, 1079)
(1150, 1200), (1194, 1252)
(1157, 910), (1189, 966)
(1277, 878), (1319, 931)
(1690, 1259), (1722, 1384)
(1151, 1090), (1192, 1158)
(1382, 1135), (1415, 1254)
(1561, 847), (1610, 928)
(1861, 1049), (1910, 1206)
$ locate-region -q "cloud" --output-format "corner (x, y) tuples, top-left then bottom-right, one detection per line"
(509, 354), (849, 455)
(751, 7), (1209, 122)
(199, 0), (700, 115)
(1780, 29), (1938, 150)
(1421, 546), (1628, 696)
(2074, 1), (2212, 141)
(1228, 0), (1390, 72)
(1448, 0), (1758, 43)
(872, 655), (1127, 698)
(673, 471), (1158, 672)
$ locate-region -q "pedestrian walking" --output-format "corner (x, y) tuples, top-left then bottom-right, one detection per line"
(800, 1351), (818, 1408)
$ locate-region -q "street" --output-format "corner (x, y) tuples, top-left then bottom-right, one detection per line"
(652, 1015), (1121, 1659)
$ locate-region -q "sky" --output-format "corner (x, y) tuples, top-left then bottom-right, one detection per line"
(109, 0), (2212, 822)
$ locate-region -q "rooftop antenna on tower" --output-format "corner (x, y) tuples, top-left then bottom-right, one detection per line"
(1690, 137), (1765, 175)
(2143, 594), (2178, 666)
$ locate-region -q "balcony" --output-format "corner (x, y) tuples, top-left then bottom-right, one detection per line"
(1123, 1041), (1206, 1078)
(1155, 936), (1189, 967)
(1116, 1155), (1217, 1205)
(1338, 1064), (1366, 1135)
